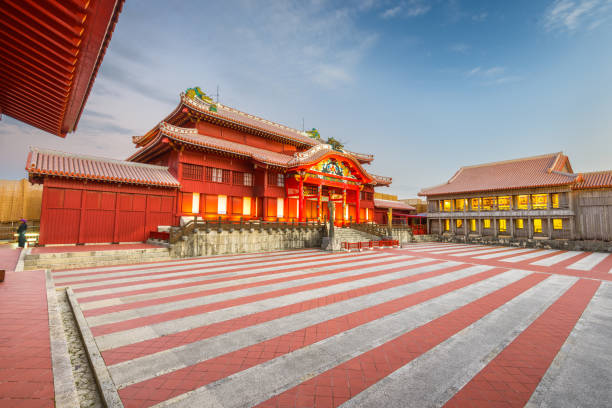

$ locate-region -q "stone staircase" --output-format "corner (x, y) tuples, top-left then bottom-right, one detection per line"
(23, 247), (171, 270)
(334, 227), (381, 244)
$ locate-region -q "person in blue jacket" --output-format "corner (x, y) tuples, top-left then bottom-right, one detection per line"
(17, 219), (27, 248)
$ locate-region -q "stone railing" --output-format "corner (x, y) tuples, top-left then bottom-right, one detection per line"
(169, 217), (324, 244)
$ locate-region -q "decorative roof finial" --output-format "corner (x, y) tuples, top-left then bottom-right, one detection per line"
(185, 86), (217, 111)
(306, 128), (321, 140)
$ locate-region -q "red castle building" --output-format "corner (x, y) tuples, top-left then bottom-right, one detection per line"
(27, 88), (393, 245)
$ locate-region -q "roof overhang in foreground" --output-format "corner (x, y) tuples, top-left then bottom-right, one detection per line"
(0, 0), (124, 137)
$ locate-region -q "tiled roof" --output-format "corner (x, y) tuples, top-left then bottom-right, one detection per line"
(26, 147), (179, 187)
(419, 152), (577, 196)
(148, 123), (393, 185)
(374, 199), (415, 211)
(573, 170), (612, 189)
(181, 94), (319, 147)
(157, 123), (294, 166)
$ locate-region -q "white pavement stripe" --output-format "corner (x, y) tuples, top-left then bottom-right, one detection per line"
(95, 260), (457, 351)
(52, 249), (322, 276)
(405, 244), (476, 253)
(566, 252), (609, 271)
(153, 269), (533, 408)
(500, 249), (560, 263)
(473, 248), (535, 260)
(79, 255), (412, 311)
(526, 283), (612, 408)
(339, 274), (577, 408)
(447, 247), (514, 257)
(109, 264), (496, 388)
(85, 255), (417, 327)
(531, 251), (583, 266)
(56, 251), (354, 285)
(72, 252), (389, 295)
(427, 246), (492, 255)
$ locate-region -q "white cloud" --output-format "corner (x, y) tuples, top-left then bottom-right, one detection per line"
(465, 66), (521, 86)
(381, 5), (402, 18)
(449, 43), (470, 53)
(472, 12), (488, 22)
(380, 1), (431, 19)
(544, 0), (612, 32)
(467, 66), (481, 76)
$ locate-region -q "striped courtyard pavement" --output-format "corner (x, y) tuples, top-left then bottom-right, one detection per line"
(51, 245), (612, 408)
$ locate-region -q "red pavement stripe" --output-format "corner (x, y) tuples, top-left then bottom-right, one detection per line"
(50, 248), (318, 273)
(90, 257), (440, 336)
(83, 255), (412, 317)
(52, 250), (323, 279)
(505, 250), (565, 267)
(101, 262), (470, 366)
(77, 253), (398, 303)
(254, 273), (549, 408)
(60, 251), (350, 286)
(591, 253), (612, 274)
(72, 251), (390, 294)
(544, 251), (592, 269)
(443, 278), (600, 408)
(117, 267), (511, 408)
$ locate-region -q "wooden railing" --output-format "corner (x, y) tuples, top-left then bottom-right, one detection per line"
(169, 217), (325, 244)
(347, 222), (390, 237)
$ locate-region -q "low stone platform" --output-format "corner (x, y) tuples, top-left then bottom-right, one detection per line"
(25, 244), (171, 271)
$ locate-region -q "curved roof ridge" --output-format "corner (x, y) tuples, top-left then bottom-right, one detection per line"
(460, 152), (562, 170)
(30, 147), (171, 170)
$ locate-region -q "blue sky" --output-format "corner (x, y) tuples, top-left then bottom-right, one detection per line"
(1, 0), (611, 197)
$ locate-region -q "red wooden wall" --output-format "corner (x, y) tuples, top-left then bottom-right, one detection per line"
(39, 178), (176, 245)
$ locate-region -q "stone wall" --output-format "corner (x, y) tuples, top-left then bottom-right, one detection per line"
(389, 229), (437, 245)
(431, 233), (612, 253)
(170, 227), (324, 258)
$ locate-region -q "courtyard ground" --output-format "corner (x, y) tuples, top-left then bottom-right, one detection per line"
(43, 242), (612, 408)
(1, 243), (611, 407)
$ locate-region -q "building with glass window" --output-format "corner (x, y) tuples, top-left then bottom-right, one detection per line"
(27, 88), (393, 245)
(419, 153), (612, 241)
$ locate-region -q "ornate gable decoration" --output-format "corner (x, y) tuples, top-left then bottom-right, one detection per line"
(311, 158), (356, 179)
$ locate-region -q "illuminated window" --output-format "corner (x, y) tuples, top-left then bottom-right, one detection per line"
(471, 198), (481, 210)
(456, 219), (463, 228)
(277, 198), (284, 218)
(484, 219), (491, 228)
(517, 195), (529, 210)
(532, 194), (548, 209)
(552, 194), (559, 209)
(517, 219), (524, 229)
(482, 197), (497, 211)
(445, 219), (450, 231)
(498, 196), (511, 210)
(455, 199), (465, 211)
(471, 219), (476, 231)
(553, 219), (563, 230)
(534, 219), (542, 233)
(499, 219), (507, 232)
(243, 197), (251, 216)
(192, 193), (200, 214)
(443, 200), (451, 212)
(217, 195), (227, 215)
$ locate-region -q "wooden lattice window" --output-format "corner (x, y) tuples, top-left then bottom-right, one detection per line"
(233, 172), (244, 185)
(183, 163), (203, 180)
(243, 173), (253, 186)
